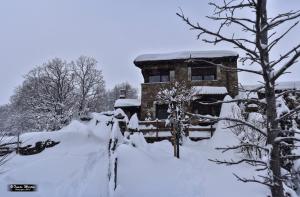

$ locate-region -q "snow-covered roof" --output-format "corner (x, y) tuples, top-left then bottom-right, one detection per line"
(243, 81), (300, 91)
(114, 99), (141, 108)
(192, 86), (228, 95)
(274, 81), (300, 90)
(134, 50), (238, 63)
(238, 91), (258, 99)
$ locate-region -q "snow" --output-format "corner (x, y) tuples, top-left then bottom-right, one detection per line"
(244, 81), (300, 91)
(134, 50), (238, 63)
(128, 113), (139, 130)
(0, 107), (268, 197)
(247, 103), (258, 108)
(276, 96), (290, 118)
(188, 131), (211, 138)
(192, 86), (228, 95)
(114, 99), (141, 108)
(0, 115), (112, 197)
(114, 108), (129, 122)
(238, 91), (258, 99)
(117, 97), (268, 197)
(274, 81), (300, 90)
(127, 133), (148, 149)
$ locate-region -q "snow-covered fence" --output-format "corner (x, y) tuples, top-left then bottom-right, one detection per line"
(107, 109), (127, 196)
(137, 119), (216, 142)
(0, 141), (21, 156)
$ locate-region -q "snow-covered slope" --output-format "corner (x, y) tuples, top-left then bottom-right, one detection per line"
(116, 98), (267, 197)
(0, 113), (112, 197)
(0, 107), (268, 197)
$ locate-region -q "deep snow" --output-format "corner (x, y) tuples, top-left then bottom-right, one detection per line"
(0, 104), (268, 197)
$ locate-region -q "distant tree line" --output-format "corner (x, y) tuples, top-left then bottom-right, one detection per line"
(0, 56), (138, 134)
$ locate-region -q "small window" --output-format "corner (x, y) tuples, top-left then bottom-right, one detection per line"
(192, 75), (203, 81)
(156, 104), (169, 119)
(161, 75), (169, 82)
(149, 75), (161, 83)
(191, 66), (216, 81)
(147, 69), (170, 83)
(203, 75), (215, 80)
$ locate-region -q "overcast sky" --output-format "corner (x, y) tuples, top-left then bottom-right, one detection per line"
(0, 0), (299, 105)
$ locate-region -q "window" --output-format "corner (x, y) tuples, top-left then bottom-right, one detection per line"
(192, 100), (221, 116)
(161, 75), (169, 82)
(203, 75), (215, 80)
(147, 69), (170, 83)
(156, 104), (169, 119)
(149, 75), (161, 83)
(191, 66), (217, 81)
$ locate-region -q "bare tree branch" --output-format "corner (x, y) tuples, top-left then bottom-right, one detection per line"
(209, 158), (267, 166)
(216, 143), (269, 153)
(272, 46), (300, 81)
(233, 173), (273, 187)
(186, 112), (267, 137)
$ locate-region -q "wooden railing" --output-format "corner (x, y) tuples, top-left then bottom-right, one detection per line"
(136, 119), (216, 141)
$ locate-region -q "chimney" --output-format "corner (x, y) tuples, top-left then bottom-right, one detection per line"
(119, 89), (126, 99)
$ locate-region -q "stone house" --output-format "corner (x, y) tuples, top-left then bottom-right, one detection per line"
(133, 50), (239, 120)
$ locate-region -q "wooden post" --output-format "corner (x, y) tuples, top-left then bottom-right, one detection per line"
(210, 122), (213, 137)
(114, 158), (118, 190)
(16, 132), (20, 154)
(173, 125), (177, 157)
(156, 120), (159, 139)
(173, 136), (177, 157)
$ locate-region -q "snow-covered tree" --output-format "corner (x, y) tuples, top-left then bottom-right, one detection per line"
(156, 80), (193, 158)
(5, 56), (108, 132)
(10, 58), (76, 131)
(177, 0), (300, 196)
(0, 105), (11, 133)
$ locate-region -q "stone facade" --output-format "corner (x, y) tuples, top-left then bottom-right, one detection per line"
(134, 54), (239, 120)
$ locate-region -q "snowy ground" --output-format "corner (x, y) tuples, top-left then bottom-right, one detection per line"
(0, 111), (268, 197)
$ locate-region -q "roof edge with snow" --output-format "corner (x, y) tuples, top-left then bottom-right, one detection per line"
(114, 99), (141, 108)
(192, 86), (228, 95)
(134, 50), (238, 67)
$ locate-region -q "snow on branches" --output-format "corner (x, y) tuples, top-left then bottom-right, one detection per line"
(156, 80), (193, 158)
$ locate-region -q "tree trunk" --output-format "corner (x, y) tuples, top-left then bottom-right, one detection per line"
(176, 131), (180, 158)
(259, 1), (284, 196)
(265, 85), (284, 197)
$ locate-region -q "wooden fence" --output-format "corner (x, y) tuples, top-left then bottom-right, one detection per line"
(134, 119), (216, 142)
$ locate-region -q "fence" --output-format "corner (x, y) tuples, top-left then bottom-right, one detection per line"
(135, 119), (216, 142)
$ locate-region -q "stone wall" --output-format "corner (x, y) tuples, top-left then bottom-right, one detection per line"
(138, 57), (238, 120)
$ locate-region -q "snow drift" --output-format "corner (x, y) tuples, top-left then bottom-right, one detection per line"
(0, 105), (268, 197)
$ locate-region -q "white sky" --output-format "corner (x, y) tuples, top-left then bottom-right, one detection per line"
(0, 0), (299, 105)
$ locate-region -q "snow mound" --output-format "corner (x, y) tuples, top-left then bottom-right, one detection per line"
(0, 113), (112, 197)
(128, 113), (139, 130)
(129, 133), (148, 149)
(116, 96), (267, 197)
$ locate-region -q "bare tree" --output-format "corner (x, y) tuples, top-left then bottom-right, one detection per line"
(72, 56), (106, 115)
(177, 0), (300, 196)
